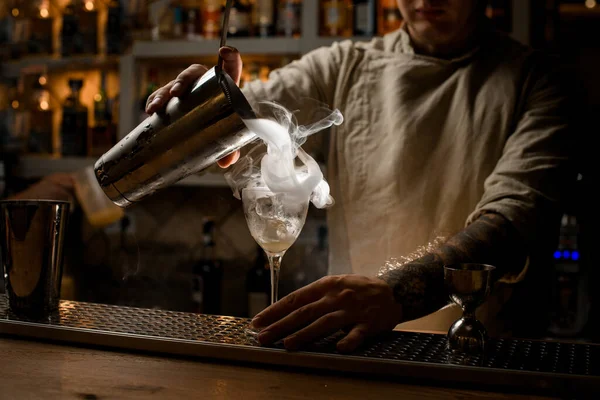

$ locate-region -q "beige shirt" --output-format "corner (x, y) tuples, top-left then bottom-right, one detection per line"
(242, 27), (573, 331)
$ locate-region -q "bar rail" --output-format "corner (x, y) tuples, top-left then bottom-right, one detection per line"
(0, 298), (598, 394)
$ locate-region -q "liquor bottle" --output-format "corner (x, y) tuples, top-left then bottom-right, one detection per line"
(353, 0), (375, 36)
(79, 0), (99, 54)
(228, 0), (252, 37)
(320, 0), (353, 37)
(90, 71), (115, 157)
(61, 0), (81, 56)
(277, 0), (301, 38)
(184, 7), (200, 41)
(202, 0), (222, 39)
(253, 0), (276, 38)
(378, 0), (402, 36)
(27, 75), (53, 154)
(172, 6), (183, 39)
(193, 220), (223, 315)
(27, 0), (54, 55)
(246, 245), (270, 318)
(60, 79), (89, 157)
(106, 0), (124, 54)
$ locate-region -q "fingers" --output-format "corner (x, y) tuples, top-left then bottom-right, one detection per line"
(145, 80), (175, 114)
(216, 151), (240, 168)
(219, 46), (243, 85)
(170, 63), (209, 96)
(336, 324), (370, 353)
(145, 64), (210, 115)
(257, 297), (337, 346)
(251, 280), (327, 330)
(282, 311), (349, 350)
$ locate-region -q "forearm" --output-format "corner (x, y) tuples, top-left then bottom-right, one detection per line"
(379, 212), (527, 321)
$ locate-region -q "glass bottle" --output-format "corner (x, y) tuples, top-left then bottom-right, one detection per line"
(202, 0), (222, 39)
(353, 0), (375, 36)
(27, 0), (54, 55)
(277, 0), (301, 38)
(28, 74), (53, 154)
(378, 0), (402, 36)
(91, 71), (115, 157)
(61, 0), (81, 56)
(106, 0), (124, 54)
(320, 0), (353, 37)
(253, 0), (276, 38)
(61, 79), (89, 157)
(79, 0), (99, 54)
(193, 220), (223, 315)
(228, 0), (252, 37)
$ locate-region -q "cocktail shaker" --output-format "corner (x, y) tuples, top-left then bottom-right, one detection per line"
(94, 66), (257, 207)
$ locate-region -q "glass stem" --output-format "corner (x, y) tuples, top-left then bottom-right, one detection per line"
(267, 252), (284, 304)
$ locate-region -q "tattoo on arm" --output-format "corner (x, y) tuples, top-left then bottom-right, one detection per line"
(379, 212), (527, 321)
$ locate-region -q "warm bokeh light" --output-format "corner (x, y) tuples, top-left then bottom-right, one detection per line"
(85, 1), (95, 11)
(40, 100), (49, 111)
(11, 100), (19, 109)
(40, 8), (49, 18)
(94, 93), (103, 102)
(39, 76), (47, 85)
(586, 0), (597, 9)
(11, 8), (19, 17)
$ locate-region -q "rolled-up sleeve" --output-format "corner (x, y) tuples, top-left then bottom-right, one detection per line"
(466, 55), (577, 247)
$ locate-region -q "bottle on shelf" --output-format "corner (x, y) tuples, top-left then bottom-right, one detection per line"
(60, 78), (89, 157)
(252, 0), (276, 38)
(378, 0), (402, 36)
(184, 7), (201, 41)
(192, 219), (223, 315)
(61, 0), (81, 56)
(227, 0), (252, 37)
(277, 0), (302, 38)
(549, 214), (590, 337)
(91, 71), (116, 158)
(202, 0), (222, 39)
(246, 245), (270, 318)
(27, 0), (54, 55)
(27, 74), (53, 154)
(320, 0), (353, 37)
(353, 0), (375, 36)
(106, 0), (124, 54)
(172, 5), (184, 39)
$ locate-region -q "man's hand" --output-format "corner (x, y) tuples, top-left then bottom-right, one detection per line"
(251, 275), (403, 353)
(8, 173), (74, 202)
(144, 46), (243, 168)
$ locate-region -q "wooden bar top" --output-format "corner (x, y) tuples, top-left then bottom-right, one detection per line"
(0, 337), (560, 399)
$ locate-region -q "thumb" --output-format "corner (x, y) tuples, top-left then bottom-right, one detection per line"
(219, 46), (243, 85)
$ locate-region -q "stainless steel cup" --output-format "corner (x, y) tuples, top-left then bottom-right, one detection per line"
(1, 200), (70, 317)
(94, 66), (257, 207)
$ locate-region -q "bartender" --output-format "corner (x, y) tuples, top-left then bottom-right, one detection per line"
(146, 0), (576, 352)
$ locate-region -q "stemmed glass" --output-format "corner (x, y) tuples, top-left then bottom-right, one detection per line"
(242, 187), (309, 336)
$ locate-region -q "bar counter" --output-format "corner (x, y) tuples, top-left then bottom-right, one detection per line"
(1, 298), (598, 399)
(0, 337), (558, 399)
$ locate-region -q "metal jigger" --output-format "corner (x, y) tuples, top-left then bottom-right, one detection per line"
(444, 263), (495, 354)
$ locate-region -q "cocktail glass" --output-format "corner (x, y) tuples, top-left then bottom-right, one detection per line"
(242, 187), (309, 337)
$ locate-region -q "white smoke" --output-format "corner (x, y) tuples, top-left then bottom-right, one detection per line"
(224, 101), (343, 209)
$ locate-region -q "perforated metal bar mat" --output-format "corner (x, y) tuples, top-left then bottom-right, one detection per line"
(1, 298), (599, 394)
